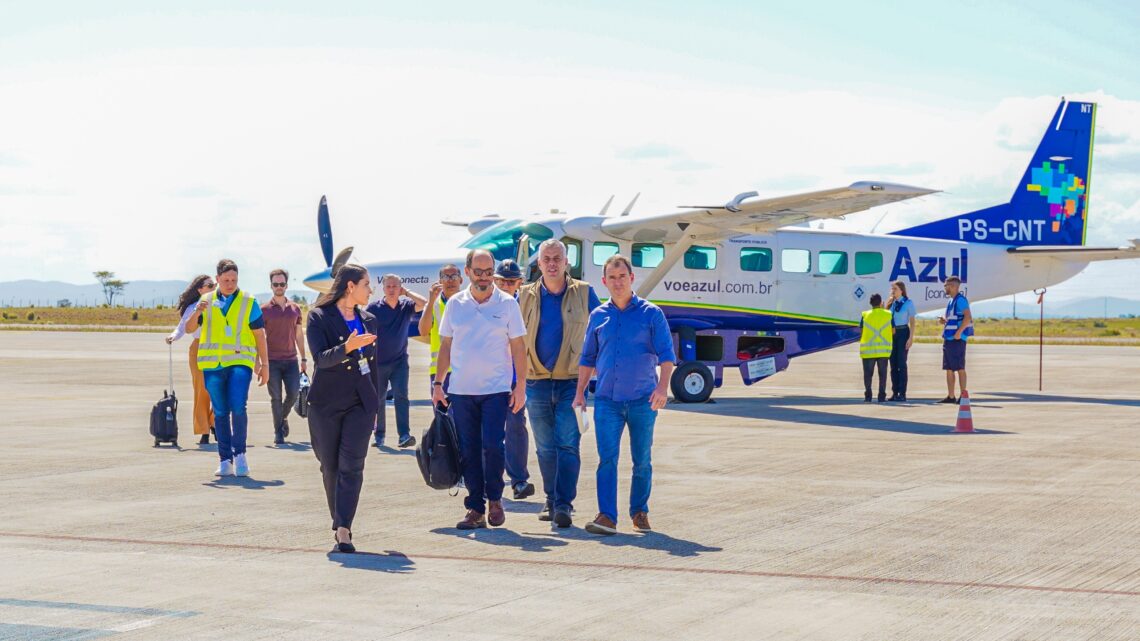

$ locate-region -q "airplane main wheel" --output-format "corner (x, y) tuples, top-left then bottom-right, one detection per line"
(670, 362), (713, 404)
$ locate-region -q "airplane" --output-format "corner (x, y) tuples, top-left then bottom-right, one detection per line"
(305, 98), (1140, 403)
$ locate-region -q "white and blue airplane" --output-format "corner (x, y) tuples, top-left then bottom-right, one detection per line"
(305, 98), (1138, 403)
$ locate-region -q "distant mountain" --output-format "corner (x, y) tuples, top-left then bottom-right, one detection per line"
(0, 279), (316, 308)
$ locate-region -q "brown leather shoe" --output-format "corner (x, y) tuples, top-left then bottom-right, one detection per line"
(488, 500), (505, 527)
(584, 513), (617, 535)
(456, 509), (486, 530)
(631, 512), (652, 532)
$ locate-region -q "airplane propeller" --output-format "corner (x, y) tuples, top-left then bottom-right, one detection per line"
(317, 195), (354, 276)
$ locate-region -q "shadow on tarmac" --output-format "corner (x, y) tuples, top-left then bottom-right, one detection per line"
(984, 391), (1140, 408)
(327, 550), (416, 573)
(373, 445), (416, 457)
(668, 396), (1014, 436)
(534, 527), (723, 558)
(429, 527), (569, 553)
(273, 441), (313, 452)
(201, 477), (286, 490)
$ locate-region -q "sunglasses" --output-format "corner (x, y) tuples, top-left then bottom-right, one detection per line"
(271, 282), (287, 287)
(470, 268), (495, 277)
(202, 282), (217, 289)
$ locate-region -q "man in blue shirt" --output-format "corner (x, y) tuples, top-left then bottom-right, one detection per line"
(938, 275), (973, 403)
(518, 240), (601, 527)
(575, 254), (675, 535)
(365, 274), (427, 448)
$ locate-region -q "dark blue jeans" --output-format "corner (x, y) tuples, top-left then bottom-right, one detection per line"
(889, 326), (910, 395)
(374, 356), (410, 441)
(267, 359), (300, 435)
(593, 396), (657, 523)
(526, 378), (580, 511)
(203, 365), (253, 462)
(504, 402), (529, 486)
(449, 392), (509, 514)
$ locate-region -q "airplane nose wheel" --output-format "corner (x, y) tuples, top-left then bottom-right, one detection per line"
(670, 362), (714, 403)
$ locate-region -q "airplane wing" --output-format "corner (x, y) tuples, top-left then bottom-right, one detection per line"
(1007, 239), (1140, 262)
(599, 181), (938, 243)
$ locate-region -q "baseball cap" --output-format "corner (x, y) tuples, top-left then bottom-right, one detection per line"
(495, 259), (524, 280)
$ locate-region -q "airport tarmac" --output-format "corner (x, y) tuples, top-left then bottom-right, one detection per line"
(1, 331), (1138, 640)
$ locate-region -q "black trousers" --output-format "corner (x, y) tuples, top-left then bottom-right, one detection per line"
(862, 358), (888, 398)
(889, 326), (910, 395)
(308, 402), (375, 530)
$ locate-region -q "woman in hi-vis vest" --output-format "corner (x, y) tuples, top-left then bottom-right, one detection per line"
(167, 275), (216, 444)
(305, 264), (381, 554)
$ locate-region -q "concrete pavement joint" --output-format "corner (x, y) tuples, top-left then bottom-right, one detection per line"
(2, 531), (1137, 599)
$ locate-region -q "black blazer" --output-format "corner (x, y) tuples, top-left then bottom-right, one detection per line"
(306, 304), (382, 414)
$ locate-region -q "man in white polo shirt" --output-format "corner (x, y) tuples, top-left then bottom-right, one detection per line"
(432, 249), (528, 530)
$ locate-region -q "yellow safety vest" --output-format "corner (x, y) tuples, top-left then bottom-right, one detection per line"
(860, 308), (894, 359)
(429, 296), (448, 376)
(197, 290), (258, 370)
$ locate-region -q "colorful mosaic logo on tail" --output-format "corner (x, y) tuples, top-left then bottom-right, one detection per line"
(1027, 161), (1086, 232)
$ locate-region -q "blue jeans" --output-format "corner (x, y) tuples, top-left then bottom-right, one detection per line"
(593, 396), (657, 523)
(374, 356), (410, 441)
(203, 365), (253, 462)
(504, 402), (529, 486)
(526, 379), (580, 511)
(449, 393), (509, 514)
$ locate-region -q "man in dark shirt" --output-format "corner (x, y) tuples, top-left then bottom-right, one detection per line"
(366, 274), (427, 448)
(261, 269), (307, 445)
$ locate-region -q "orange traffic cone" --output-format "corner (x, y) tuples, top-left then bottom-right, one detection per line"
(952, 391), (974, 433)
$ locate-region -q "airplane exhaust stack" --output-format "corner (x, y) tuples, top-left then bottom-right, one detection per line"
(952, 391), (975, 433)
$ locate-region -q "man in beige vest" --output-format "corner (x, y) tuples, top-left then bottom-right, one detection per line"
(518, 239), (601, 527)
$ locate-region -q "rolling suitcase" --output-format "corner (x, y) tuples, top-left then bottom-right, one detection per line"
(150, 344), (179, 447)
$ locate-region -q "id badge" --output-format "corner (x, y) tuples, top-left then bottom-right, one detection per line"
(358, 357), (371, 376)
(224, 325), (234, 338)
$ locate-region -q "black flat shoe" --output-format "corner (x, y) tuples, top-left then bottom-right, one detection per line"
(199, 434), (210, 445)
(333, 532), (355, 554)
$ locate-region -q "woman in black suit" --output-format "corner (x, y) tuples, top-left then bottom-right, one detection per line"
(306, 263), (381, 554)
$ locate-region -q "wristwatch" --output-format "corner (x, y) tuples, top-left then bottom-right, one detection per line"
(432, 382), (443, 387)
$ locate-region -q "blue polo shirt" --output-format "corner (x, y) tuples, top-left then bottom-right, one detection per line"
(366, 297), (416, 364)
(535, 282), (601, 371)
(891, 296), (916, 328)
(580, 294), (676, 402)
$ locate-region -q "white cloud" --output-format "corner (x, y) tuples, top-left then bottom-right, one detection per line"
(1, 47), (1138, 302)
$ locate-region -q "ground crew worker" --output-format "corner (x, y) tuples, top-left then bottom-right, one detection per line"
(860, 293), (893, 403)
(261, 268), (307, 445)
(885, 281), (916, 402)
(167, 274), (216, 445)
(418, 264), (463, 393)
(492, 259), (535, 500)
(938, 275), (973, 403)
(185, 259), (268, 477)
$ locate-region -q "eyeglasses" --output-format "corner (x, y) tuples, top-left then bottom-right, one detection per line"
(471, 268), (495, 277)
(271, 282), (287, 288)
(495, 278), (522, 285)
(440, 273), (461, 281)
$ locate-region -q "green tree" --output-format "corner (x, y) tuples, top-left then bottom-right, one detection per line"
(93, 271), (129, 307)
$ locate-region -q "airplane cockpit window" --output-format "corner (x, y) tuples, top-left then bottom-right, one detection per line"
(592, 242), (620, 265)
(855, 251), (883, 275)
(632, 243), (665, 268)
(781, 249), (811, 273)
(740, 247), (773, 272)
(684, 246), (717, 270)
(460, 220), (555, 262)
(818, 251), (849, 275)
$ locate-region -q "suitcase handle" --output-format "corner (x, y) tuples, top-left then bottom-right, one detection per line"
(168, 343), (175, 395)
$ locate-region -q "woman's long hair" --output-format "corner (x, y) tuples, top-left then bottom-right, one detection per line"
(315, 264), (368, 308)
(892, 280), (909, 300)
(176, 274), (212, 315)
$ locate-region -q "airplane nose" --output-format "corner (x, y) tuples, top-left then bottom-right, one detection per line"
(303, 268), (333, 293)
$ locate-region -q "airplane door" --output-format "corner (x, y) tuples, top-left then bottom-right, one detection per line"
(773, 241), (818, 317)
(562, 237), (584, 280)
(814, 249), (857, 318)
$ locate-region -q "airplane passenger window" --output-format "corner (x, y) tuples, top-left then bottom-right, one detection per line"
(818, 251), (848, 275)
(740, 247), (773, 272)
(593, 242), (620, 266)
(781, 249), (811, 273)
(684, 246), (717, 270)
(855, 251), (883, 275)
(632, 243), (664, 268)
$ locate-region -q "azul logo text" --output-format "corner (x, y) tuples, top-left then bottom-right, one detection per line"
(889, 247), (968, 283)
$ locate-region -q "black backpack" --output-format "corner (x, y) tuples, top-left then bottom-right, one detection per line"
(415, 404), (462, 490)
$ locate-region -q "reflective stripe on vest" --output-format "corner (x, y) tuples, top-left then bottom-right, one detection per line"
(860, 308), (894, 359)
(197, 291), (258, 370)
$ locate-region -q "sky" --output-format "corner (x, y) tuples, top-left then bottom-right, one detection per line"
(2, 1), (1139, 301)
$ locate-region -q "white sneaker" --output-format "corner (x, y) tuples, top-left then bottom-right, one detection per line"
(234, 453), (249, 477)
(215, 459), (234, 476)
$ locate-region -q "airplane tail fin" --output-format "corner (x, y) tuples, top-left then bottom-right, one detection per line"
(892, 99), (1096, 247)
